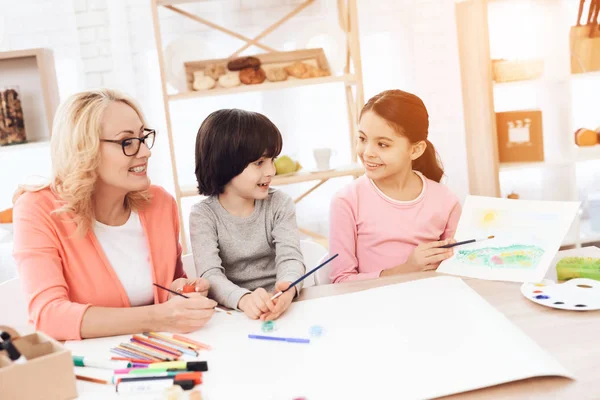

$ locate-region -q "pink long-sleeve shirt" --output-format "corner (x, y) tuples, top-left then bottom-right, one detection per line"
(328, 173), (461, 283)
(11, 185), (185, 340)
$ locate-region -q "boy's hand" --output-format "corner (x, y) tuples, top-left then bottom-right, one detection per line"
(262, 281), (295, 321)
(238, 288), (275, 320)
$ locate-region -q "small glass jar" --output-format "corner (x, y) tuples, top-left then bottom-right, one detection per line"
(0, 85), (27, 146)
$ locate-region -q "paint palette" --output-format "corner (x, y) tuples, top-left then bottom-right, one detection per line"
(521, 278), (600, 311)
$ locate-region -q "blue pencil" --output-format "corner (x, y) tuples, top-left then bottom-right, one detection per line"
(248, 334), (310, 344)
(270, 253), (339, 300)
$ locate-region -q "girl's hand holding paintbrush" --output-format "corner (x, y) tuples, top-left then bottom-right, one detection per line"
(405, 239), (456, 271)
(381, 239), (456, 276)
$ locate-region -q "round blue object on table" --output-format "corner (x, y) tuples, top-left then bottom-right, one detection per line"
(309, 325), (323, 337)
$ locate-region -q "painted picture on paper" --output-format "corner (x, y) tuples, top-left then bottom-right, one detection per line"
(437, 196), (580, 282)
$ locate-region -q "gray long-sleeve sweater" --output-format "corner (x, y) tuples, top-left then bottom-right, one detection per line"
(189, 189), (306, 310)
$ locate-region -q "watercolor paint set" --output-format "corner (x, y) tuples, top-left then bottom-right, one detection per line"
(521, 278), (600, 311)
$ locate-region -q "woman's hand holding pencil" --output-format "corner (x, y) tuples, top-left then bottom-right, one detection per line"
(154, 292), (217, 333)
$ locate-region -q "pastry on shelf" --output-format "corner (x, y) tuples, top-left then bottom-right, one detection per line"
(285, 61), (308, 78)
(218, 72), (241, 88)
(192, 71), (216, 91)
(285, 61), (329, 79)
(239, 67), (266, 85)
(266, 67), (288, 82)
(227, 56), (261, 71)
(204, 63), (227, 80)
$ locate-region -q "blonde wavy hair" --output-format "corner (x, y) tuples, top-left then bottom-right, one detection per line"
(14, 88), (151, 236)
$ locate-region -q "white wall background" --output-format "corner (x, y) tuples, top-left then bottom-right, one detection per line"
(0, 0), (470, 240)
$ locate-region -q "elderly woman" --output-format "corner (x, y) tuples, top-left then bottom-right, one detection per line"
(12, 89), (216, 340)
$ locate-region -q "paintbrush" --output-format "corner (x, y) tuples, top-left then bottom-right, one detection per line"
(439, 235), (495, 249)
(270, 253), (339, 301)
(153, 283), (231, 315)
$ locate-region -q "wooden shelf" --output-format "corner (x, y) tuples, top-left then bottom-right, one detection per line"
(157, 0), (210, 5)
(180, 166), (364, 197)
(151, 0), (365, 251)
(0, 48), (59, 143)
(271, 165), (364, 185)
(499, 159), (572, 171)
(575, 146), (600, 162)
(571, 70), (600, 79)
(168, 74), (357, 101)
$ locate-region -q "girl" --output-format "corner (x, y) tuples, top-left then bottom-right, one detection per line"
(329, 89), (462, 283)
(190, 109), (305, 321)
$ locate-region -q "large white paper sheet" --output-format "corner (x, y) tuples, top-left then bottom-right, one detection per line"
(67, 277), (572, 400)
(437, 195), (580, 283)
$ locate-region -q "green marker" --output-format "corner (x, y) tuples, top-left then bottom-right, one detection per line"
(73, 355), (130, 370)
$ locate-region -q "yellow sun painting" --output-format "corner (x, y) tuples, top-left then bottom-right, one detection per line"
(477, 209), (500, 228)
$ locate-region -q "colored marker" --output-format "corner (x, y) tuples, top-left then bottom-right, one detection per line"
(172, 334), (212, 351)
(111, 357), (152, 364)
(147, 361), (208, 372)
(271, 254), (339, 301)
(0, 332), (27, 364)
(113, 371), (202, 385)
(76, 375), (110, 385)
(130, 336), (184, 357)
(114, 367), (147, 374)
(145, 332), (202, 351)
(248, 334), (310, 344)
(116, 377), (195, 394)
(139, 335), (198, 356)
(73, 355), (129, 370)
(111, 347), (155, 362)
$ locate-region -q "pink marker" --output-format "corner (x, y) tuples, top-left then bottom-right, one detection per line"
(114, 367), (147, 374)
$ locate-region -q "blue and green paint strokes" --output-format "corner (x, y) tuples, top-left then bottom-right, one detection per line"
(456, 245), (545, 269)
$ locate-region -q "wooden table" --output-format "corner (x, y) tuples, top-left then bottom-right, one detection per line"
(298, 272), (600, 399)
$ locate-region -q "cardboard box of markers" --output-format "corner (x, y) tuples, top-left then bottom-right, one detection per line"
(0, 326), (78, 400)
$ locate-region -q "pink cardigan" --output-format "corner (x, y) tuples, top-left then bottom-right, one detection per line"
(12, 185), (185, 340)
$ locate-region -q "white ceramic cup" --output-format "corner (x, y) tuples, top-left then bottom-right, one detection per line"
(313, 148), (332, 171)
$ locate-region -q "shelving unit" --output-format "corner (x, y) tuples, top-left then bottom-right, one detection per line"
(0, 48), (59, 144)
(0, 48), (59, 207)
(150, 0), (365, 251)
(456, 0), (600, 249)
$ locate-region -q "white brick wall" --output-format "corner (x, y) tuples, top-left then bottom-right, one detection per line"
(0, 0), (470, 238)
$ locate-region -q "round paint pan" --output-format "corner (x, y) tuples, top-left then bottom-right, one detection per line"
(521, 278), (600, 311)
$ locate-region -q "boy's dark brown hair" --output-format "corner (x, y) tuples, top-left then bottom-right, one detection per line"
(194, 109), (282, 196)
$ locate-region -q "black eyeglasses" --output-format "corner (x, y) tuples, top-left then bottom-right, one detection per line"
(100, 128), (156, 157)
